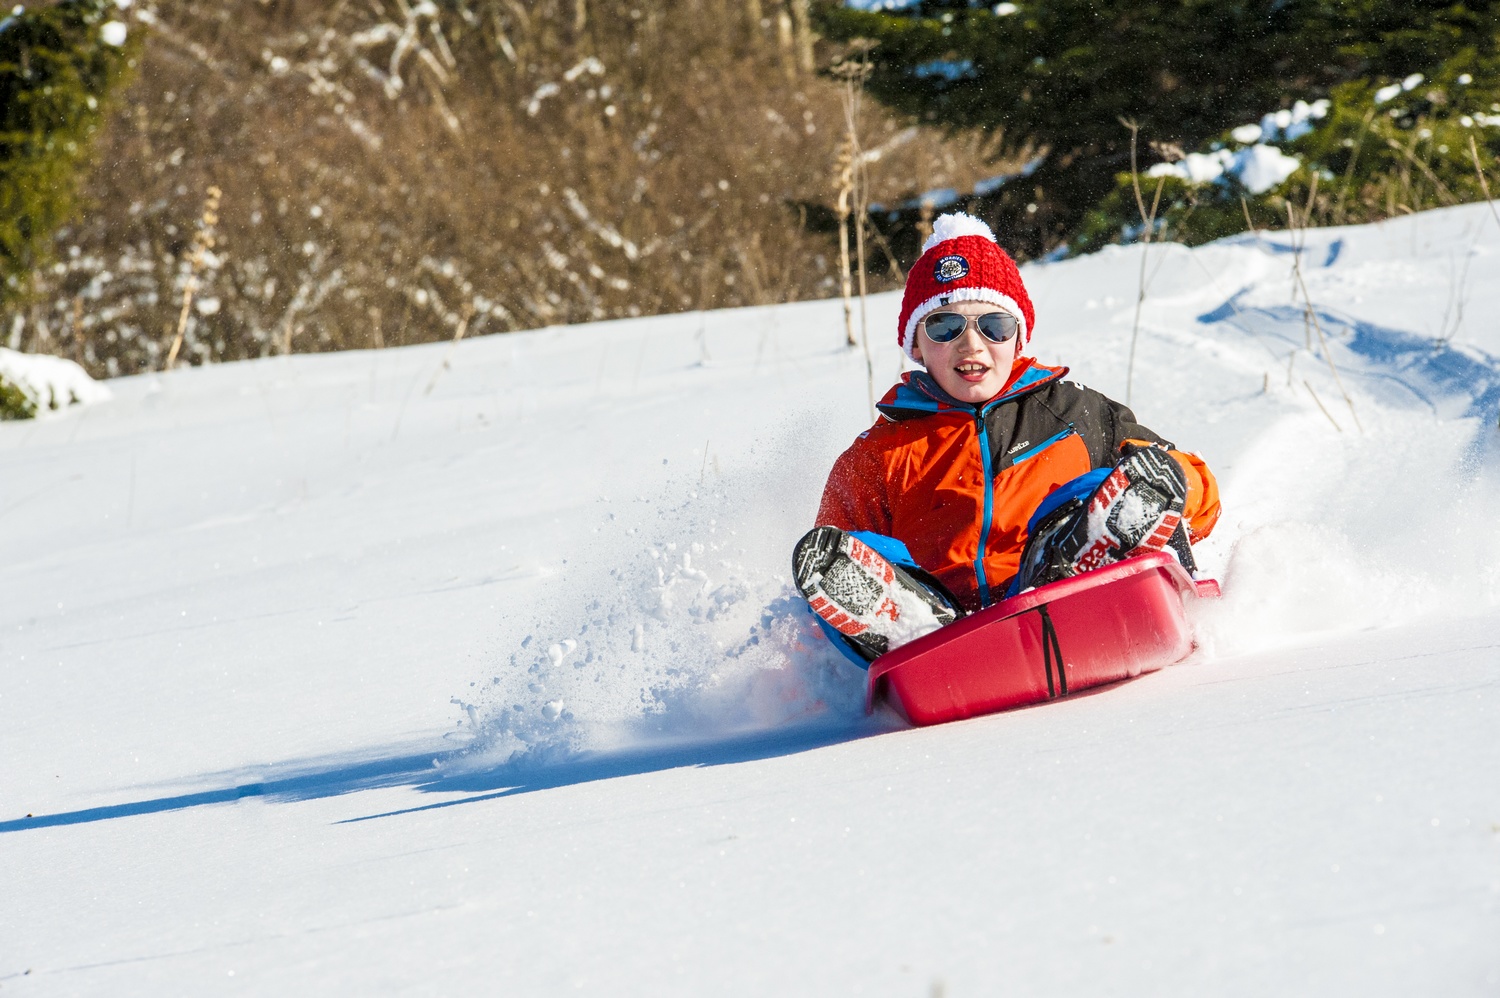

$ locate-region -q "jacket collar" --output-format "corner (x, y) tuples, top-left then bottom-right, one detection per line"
(876, 358), (1068, 422)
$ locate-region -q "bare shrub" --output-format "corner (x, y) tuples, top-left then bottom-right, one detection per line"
(12, 0), (1022, 377)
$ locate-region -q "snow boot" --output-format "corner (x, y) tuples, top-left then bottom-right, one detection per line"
(1015, 445), (1189, 591)
(792, 526), (961, 662)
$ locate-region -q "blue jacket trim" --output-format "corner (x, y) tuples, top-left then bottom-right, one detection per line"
(1010, 426), (1077, 465)
(1004, 364), (1058, 396)
(1025, 467), (1111, 535)
(875, 362), (1069, 421)
(882, 381), (946, 416)
(973, 411), (996, 607)
(814, 617), (872, 670)
(848, 530), (921, 570)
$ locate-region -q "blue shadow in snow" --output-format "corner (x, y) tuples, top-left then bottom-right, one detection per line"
(0, 723), (882, 834)
(1197, 293), (1500, 421)
(1225, 237), (1342, 266)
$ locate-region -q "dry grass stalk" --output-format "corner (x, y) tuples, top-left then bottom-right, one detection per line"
(865, 220), (906, 282)
(834, 138), (857, 348)
(163, 185), (222, 371)
(832, 44), (877, 418)
(424, 302), (477, 395)
(1284, 195), (1362, 433)
(1469, 135), (1500, 232)
(1333, 108), (1377, 223)
(1122, 119), (1167, 405)
(1240, 194), (1267, 251)
(1303, 378), (1342, 432)
(854, 148), (870, 349)
(916, 199), (935, 247)
(1383, 133), (1459, 205)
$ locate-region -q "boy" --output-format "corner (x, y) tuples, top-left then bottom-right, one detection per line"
(793, 212), (1220, 663)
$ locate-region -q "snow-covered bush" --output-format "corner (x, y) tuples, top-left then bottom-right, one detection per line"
(1072, 51), (1500, 252)
(0, 347), (110, 419)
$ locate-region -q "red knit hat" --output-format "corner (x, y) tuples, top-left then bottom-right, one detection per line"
(897, 212), (1035, 360)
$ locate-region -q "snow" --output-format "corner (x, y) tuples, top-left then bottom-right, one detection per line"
(1376, 74), (1427, 106)
(1150, 148), (1239, 185)
(1233, 143), (1303, 194)
(1159, 99), (1330, 193)
(1148, 143), (1303, 194)
(1374, 83), (1404, 105)
(99, 20), (127, 46)
(1231, 123), (1264, 144)
(1229, 100), (1329, 146)
(1257, 98), (1330, 143)
(4, 204), (1500, 993)
(880, 578), (948, 649)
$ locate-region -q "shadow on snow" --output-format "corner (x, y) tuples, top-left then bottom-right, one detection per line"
(0, 721), (889, 834)
(1197, 292), (1500, 421)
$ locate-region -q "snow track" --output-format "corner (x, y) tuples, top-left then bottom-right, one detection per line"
(3, 205), (1498, 994)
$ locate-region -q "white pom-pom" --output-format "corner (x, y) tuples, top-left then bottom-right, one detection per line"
(921, 211), (996, 254)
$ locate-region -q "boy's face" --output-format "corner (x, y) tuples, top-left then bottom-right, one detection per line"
(911, 300), (1022, 404)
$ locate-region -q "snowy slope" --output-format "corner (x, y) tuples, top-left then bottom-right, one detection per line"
(3, 204), (1499, 995)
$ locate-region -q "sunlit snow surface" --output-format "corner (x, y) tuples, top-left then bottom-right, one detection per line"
(3, 205), (1499, 994)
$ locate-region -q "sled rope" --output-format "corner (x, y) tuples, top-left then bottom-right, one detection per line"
(1037, 604), (1068, 698)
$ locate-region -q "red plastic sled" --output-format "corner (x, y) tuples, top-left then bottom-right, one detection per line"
(866, 551), (1220, 726)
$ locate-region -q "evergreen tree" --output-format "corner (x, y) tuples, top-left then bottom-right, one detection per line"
(0, 1), (135, 312)
(817, 0), (1500, 256)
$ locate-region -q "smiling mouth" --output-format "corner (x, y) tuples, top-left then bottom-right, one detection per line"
(954, 361), (990, 381)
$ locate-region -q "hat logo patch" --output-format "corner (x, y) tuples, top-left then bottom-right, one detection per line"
(934, 254), (969, 283)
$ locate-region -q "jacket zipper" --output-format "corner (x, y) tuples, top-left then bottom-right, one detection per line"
(973, 404), (996, 608)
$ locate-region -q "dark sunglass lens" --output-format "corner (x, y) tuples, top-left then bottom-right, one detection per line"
(923, 312), (968, 342)
(977, 313), (1019, 342)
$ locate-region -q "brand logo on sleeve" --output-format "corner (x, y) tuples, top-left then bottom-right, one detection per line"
(933, 254), (970, 283)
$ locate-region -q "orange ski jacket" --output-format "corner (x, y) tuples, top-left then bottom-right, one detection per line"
(816, 359), (1220, 612)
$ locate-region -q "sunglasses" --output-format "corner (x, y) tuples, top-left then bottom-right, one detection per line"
(922, 310), (1020, 344)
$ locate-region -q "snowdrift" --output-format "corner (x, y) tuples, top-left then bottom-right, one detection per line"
(4, 204), (1499, 995)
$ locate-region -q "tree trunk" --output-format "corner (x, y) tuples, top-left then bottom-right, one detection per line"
(745, 0), (763, 48)
(790, 0), (815, 75)
(777, 9), (796, 80)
